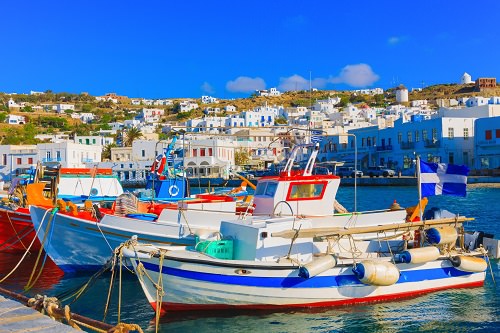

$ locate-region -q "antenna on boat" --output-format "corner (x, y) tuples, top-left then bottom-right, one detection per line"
(303, 143), (319, 176)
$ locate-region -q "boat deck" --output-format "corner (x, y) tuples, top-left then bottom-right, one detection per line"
(0, 295), (80, 333)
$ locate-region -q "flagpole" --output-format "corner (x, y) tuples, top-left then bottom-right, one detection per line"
(416, 155), (423, 222)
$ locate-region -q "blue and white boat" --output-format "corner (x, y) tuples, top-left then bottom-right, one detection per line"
(125, 207), (487, 313)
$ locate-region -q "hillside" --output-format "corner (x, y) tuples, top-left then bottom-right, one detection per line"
(1, 82), (499, 144)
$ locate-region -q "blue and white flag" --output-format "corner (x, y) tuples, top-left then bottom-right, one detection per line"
(311, 130), (323, 143)
(419, 160), (469, 197)
(167, 153), (175, 164)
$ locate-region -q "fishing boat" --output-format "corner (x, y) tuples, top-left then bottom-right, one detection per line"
(28, 143), (430, 272)
(125, 216), (487, 313)
(0, 166), (124, 252)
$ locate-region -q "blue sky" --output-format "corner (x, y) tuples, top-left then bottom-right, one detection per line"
(2, 1), (500, 99)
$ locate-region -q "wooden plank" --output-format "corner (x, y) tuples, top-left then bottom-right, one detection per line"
(0, 295), (80, 333)
(271, 216), (474, 239)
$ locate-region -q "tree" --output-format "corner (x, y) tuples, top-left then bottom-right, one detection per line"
(81, 104), (93, 112)
(274, 116), (288, 125)
(0, 112), (6, 122)
(234, 148), (250, 166)
(124, 127), (143, 146)
(102, 143), (117, 160)
(373, 94), (385, 106)
(21, 105), (33, 112)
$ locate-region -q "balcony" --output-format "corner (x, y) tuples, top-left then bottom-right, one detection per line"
(81, 158), (94, 163)
(477, 139), (500, 147)
(400, 141), (415, 150)
(424, 139), (441, 148)
(42, 157), (62, 162)
(376, 145), (393, 152)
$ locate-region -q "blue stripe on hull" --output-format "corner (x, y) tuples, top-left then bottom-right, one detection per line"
(141, 261), (475, 288)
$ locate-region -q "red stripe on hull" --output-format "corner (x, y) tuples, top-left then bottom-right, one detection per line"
(0, 208), (40, 252)
(151, 280), (484, 314)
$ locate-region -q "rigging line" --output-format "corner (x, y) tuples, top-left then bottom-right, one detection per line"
(4, 211), (29, 251)
(24, 208), (59, 291)
(94, 220), (114, 252)
(0, 208), (52, 283)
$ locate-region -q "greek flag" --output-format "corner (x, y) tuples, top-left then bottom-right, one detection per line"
(311, 130), (323, 143)
(419, 160), (469, 197)
(167, 154), (175, 164)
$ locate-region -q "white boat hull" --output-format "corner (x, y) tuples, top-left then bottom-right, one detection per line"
(131, 250), (486, 312)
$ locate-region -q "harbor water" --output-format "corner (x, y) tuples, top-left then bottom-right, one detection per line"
(1, 185), (499, 332)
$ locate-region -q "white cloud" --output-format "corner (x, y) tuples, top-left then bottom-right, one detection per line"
(201, 82), (214, 94)
(388, 36), (400, 45)
(278, 74), (328, 91)
(226, 76), (266, 93)
(330, 64), (380, 87)
(388, 35), (408, 45)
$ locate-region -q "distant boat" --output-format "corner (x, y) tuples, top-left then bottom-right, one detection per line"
(0, 166), (123, 252)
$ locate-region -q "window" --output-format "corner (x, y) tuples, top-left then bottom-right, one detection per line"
(464, 128), (469, 140)
(422, 129), (428, 141)
(287, 182), (326, 201)
(415, 130), (420, 142)
(208, 148), (213, 156)
(46, 151), (51, 160)
(407, 131), (412, 143)
(496, 129), (500, 138)
(449, 152), (454, 164)
(2, 154), (6, 165)
(200, 149), (206, 157)
(142, 150), (145, 157)
(486, 130), (492, 140)
(398, 132), (402, 144)
(16, 158), (21, 165)
(448, 128), (454, 139)
(193, 149), (197, 157)
(432, 128), (438, 140)
(28, 157), (33, 164)
(362, 138), (366, 147)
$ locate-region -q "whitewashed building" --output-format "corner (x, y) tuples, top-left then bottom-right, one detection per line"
(474, 115), (500, 170)
(7, 114), (26, 125)
(395, 85), (409, 103)
(461, 72), (474, 84)
(75, 135), (114, 146)
(0, 145), (38, 181)
(179, 101), (199, 112)
(54, 104), (75, 113)
(201, 96), (219, 104)
(37, 142), (102, 168)
(136, 108), (165, 123)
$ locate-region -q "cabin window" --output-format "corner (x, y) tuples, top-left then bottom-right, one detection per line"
(287, 181), (327, 201)
(264, 182), (278, 196)
(255, 182), (278, 197)
(255, 183), (267, 196)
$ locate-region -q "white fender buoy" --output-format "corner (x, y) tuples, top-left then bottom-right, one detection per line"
(398, 246), (440, 264)
(450, 255), (487, 272)
(352, 260), (400, 286)
(298, 255), (336, 279)
(425, 226), (458, 245)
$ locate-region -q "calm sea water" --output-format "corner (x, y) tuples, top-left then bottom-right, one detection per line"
(1, 186), (499, 332)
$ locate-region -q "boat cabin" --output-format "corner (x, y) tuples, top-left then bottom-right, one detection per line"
(252, 144), (340, 217)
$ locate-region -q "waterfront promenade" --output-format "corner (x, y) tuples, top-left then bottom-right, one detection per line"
(0, 295), (80, 333)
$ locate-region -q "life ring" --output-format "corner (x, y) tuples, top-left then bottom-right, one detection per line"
(168, 184), (180, 197)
